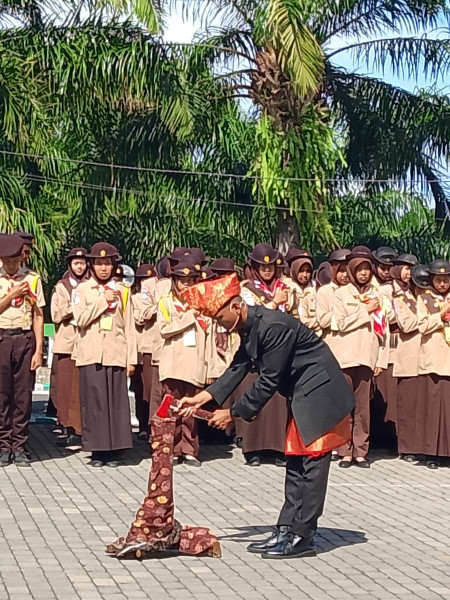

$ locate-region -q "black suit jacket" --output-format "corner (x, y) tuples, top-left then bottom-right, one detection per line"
(208, 306), (355, 446)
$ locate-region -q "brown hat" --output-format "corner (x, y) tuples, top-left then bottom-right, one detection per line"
(0, 234), (24, 258)
(347, 245), (373, 262)
(428, 259), (450, 275)
(135, 263), (155, 278)
(248, 243), (278, 265)
(328, 249), (351, 263)
(66, 248), (87, 262)
(315, 261), (332, 287)
(211, 258), (236, 274)
(15, 231), (35, 244)
(86, 242), (122, 261)
(155, 256), (170, 279)
(168, 247), (190, 265)
(201, 267), (217, 281)
(372, 246), (398, 265)
(285, 249), (313, 265)
(171, 257), (201, 278)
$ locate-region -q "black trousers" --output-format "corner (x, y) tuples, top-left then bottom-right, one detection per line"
(277, 452), (331, 539)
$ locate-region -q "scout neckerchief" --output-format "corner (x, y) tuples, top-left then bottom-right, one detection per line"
(60, 267), (89, 296)
(163, 291), (209, 331)
(244, 278), (287, 312)
(92, 279), (129, 315)
(2, 269), (38, 307)
(352, 288), (388, 340)
(420, 289), (450, 345)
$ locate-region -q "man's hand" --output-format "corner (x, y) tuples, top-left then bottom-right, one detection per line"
(177, 390), (213, 418)
(208, 409), (233, 430)
(8, 282), (29, 300)
(31, 352), (43, 371)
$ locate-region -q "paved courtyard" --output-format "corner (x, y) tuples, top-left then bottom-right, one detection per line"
(0, 414), (449, 600)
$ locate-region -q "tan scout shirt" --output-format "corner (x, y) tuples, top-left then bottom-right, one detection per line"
(316, 282), (348, 359)
(379, 281), (403, 363)
(52, 280), (82, 355)
(291, 282), (321, 335)
(332, 283), (388, 370)
(0, 267), (45, 329)
(157, 292), (208, 387)
(206, 323), (240, 380)
(392, 290), (420, 377)
(145, 278), (170, 365)
(133, 277), (158, 355)
(417, 291), (450, 376)
(72, 277), (137, 368)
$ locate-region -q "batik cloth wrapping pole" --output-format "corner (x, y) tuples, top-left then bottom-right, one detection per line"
(106, 398), (221, 559)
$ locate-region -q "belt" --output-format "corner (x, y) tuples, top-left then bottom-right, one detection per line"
(0, 328), (27, 336)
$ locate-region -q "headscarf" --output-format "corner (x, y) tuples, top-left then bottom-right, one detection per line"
(90, 258), (118, 286)
(290, 257), (313, 289)
(248, 260), (277, 291)
(389, 264), (410, 293)
(315, 262), (332, 288)
(60, 257), (89, 294)
(347, 257), (373, 293)
(330, 262), (348, 286)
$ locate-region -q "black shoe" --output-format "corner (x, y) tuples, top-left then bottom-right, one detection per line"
(427, 460), (438, 470)
(235, 437), (243, 449)
(14, 452), (31, 467)
(331, 452), (340, 462)
(106, 460), (120, 468)
(401, 454), (416, 463)
(173, 456), (182, 466)
(0, 452), (11, 467)
(90, 459), (104, 467)
(245, 454), (261, 467)
(261, 533), (316, 559)
(355, 460), (370, 469)
(247, 526), (290, 554)
(338, 460), (352, 468)
(275, 457), (287, 467)
(65, 435), (83, 452)
(137, 431), (148, 442)
(183, 455), (202, 467)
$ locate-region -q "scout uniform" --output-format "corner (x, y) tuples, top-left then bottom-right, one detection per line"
(235, 243), (289, 465)
(332, 246), (389, 465)
(0, 234), (45, 466)
(157, 258), (207, 464)
(393, 262), (427, 459)
(285, 250), (321, 335)
(416, 259), (450, 467)
(50, 248), (89, 448)
(371, 246), (398, 289)
(73, 242), (137, 467)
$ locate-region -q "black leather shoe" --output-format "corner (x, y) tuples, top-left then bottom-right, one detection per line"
(246, 454), (261, 467)
(14, 452), (31, 467)
(427, 460), (438, 470)
(401, 454), (416, 463)
(0, 452), (11, 467)
(261, 533), (316, 559)
(90, 459), (104, 467)
(355, 460), (370, 469)
(247, 526), (290, 554)
(275, 457), (287, 467)
(106, 460), (120, 468)
(338, 460), (352, 468)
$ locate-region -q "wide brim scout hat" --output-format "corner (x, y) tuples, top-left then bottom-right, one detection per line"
(168, 247), (190, 265)
(66, 248), (87, 262)
(211, 258), (236, 274)
(135, 263), (155, 279)
(372, 246), (398, 265)
(188, 248), (207, 267)
(411, 265), (430, 288)
(171, 257), (202, 278)
(428, 259), (450, 275)
(248, 243), (279, 265)
(285, 249), (313, 266)
(393, 254), (418, 267)
(0, 234), (24, 258)
(15, 231), (35, 244)
(86, 242), (122, 262)
(201, 267), (217, 282)
(181, 273), (242, 318)
(347, 245), (374, 262)
(328, 248), (351, 263)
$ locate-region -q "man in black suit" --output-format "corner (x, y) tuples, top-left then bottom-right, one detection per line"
(179, 275), (355, 559)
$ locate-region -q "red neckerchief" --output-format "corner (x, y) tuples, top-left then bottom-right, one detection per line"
(3, 272), (37, 307)
(355, 291), (387, 340)
(172, 293), (209, 331)
(92, 281), (122, 313)
(246, 278), (287, 312)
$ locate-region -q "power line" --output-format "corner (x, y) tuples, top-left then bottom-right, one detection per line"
(1, 149), (449, 184)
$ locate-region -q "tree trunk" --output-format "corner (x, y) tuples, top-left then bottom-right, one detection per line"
(276, 211), (300, 254)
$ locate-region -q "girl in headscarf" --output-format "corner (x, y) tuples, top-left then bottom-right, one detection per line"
(415, 259), (450, 469)
(332, 246), (388, 468)
(286, 250), (321, 335)
(50, 248), (90, 451)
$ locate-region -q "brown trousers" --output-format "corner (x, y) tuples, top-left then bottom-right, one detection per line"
(161, 378), (199, 458)
(339, 366), (373, 458)
(0, 331), (35, 453)
(397, 376), (423, 455)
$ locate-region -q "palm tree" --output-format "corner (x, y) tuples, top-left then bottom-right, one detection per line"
(160, 0), (450, 249)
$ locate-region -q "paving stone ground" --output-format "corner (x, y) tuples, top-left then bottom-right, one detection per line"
(0, 413), (449, 600)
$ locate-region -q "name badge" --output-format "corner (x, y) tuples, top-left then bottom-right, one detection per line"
(100, 315), (113, 331)
(347, 302), (358, 307)
(183, 328), (196, 347)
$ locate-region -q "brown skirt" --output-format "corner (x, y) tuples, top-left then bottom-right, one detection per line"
(230, 371), (287, 455)
(51, 354), (82, 435)
(397, 376), (423, 455)
(414, 374), (450, 457)
(370, 364), (398, 445)
(79, 364), (132, 452)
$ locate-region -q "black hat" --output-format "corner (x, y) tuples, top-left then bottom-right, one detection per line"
(393, 253), (418, 267)
(372, 246), (398, 265)
(315, 261), (332, 287)
(328, 249), (351, 263)
(86, 242), (122, 261)
(0, 234), (24, 258)
(428, 259), (450, 275)
(285, 249), (313, 265)
(211, 258), (236, 274)
(347, 245), (373, 262)
(248, 243), (279, 265)
(171, 257), (202, 278)
(15, 231), (35, 244)
(411, 265), (430, 289)
(135, 263), (155, 278)
(188, 248), (207, 266)
(201, 267), (217, 281)
(168, 247), (190, 265)
(155, 256), (170, 279)
(66, 248), (87, 262)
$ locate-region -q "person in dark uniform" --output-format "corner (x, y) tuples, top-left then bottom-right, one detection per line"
(179, 273), (355, 558)
(0, 234), (45, 467)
